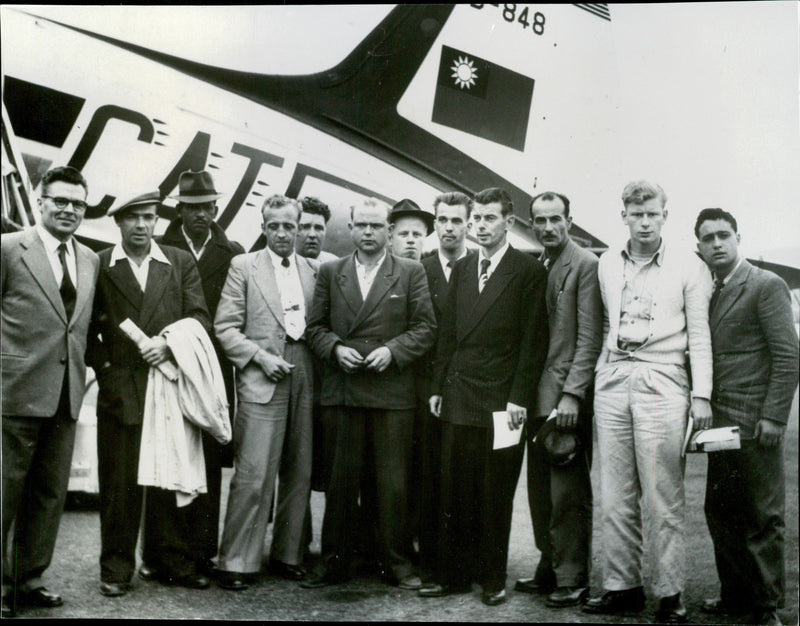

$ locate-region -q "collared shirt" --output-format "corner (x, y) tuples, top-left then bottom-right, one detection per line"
(438, 248), (468, 282)
(181, 226), (212, 260)
(110, 241), (171, 291)
(617, 239), (665, 347)
(478, 240), (510, 290)
(714, 257), (743, 287)
(355, 249), (387, 301)
(267, 247), (306, 341)
(36, 224), (76, 287)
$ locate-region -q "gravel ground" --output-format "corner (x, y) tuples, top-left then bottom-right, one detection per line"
(14, 395), (799, 622)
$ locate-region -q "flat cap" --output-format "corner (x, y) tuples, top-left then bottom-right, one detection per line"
(389, 198), (434, 234)
(536, 417), (581, 467)
(108, 190), (161, 217)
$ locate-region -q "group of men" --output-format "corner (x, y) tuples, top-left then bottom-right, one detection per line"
(2, 166), (797, 626)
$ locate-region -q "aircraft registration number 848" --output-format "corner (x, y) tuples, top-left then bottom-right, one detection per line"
(470, 4), (546, 35)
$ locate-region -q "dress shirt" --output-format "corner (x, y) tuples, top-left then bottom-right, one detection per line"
(267, 247), (306, 340)
(438, 248), (468, 282)
(109, 241), (171, 291)
(354, 249), (387, 301)
(713, 257), (743, 287)
(36, 224), (76, 287)
(181, 226), (212, 260)
(477, 240), (510, 290)
(617, 240), (664, 347)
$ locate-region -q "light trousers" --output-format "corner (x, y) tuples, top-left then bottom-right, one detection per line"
(594, 360), (689, 598)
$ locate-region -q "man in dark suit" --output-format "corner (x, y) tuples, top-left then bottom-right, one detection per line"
(156, 169), (243, 576)
(86, 191), (211, 597)
(303, 197), (436, 590)
(695, 208), (799, 626)
(2, 166), (99, 616)
(514, 192), (602, 607)
(421, 187), (548, 606)
(416, 192), (472, 584)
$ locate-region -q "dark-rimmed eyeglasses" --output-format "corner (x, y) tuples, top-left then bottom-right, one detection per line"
(42, 196), (88, 212)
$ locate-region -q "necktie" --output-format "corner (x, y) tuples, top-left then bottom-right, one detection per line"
(281, 257), (290, 268)
(479, 258), (491, 293)
(709, 279), (723, 312)
(57, 243), (76, 320)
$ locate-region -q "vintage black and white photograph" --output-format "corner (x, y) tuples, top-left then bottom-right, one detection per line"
(1, 3), (798, 622)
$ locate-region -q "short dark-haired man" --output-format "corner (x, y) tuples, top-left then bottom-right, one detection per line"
(303, 197), (436, 590)
(422, 187), (548, 606)
(515, 191), (601, 608)
(2, 166), (99, 616)
(156, 169), (244, 577)
(86, 191), (211, 597)
(297, 196), (337, 264)
(694, 208), (798, 626)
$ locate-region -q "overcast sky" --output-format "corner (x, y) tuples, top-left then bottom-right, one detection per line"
(8, 3), (800, 264)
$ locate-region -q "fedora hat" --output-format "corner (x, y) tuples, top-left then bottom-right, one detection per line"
(108, 190), (161, 217)
(536, 418), (581, 467)
(171, 170), (223, 204)
(389, 198), (434, 234)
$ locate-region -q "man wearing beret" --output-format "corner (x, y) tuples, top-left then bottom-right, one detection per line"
(156, 170), (244, 576)
(86, 191), (211, 597)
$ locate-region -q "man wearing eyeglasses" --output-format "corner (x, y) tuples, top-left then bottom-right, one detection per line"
(86, 190), (210, 597)
(2, 166), (99, 616)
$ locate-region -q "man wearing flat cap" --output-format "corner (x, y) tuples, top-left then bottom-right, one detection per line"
(86, 191), (211, 597)
(156, 170), (244, 575)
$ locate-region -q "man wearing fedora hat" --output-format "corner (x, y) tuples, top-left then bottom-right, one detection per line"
(514, 191), (602, 608)
(157, 170), (244, 576)
(388, 198), (434, 263)
(86, 191), (211, 597)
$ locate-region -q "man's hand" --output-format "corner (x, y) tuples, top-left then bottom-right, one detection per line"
(755, 419), (785, 448)
(334, 345), (365, 373)
(690, 397), (713, 431)
(140, 336), (170, 366)
(507, 402), (527, 430)
(254, 350), (294, 383)
(555, 394), (580, 430)
(429, 395), (442, 418)
(364, 347), (392, 373)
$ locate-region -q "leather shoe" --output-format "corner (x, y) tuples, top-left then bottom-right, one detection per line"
(217, 571), (248, 591)
(418, 582), (471, 598)
(546, 586), (589, 608)
(481, 588), (507, 606)
(397, 575), (423, 591)
(99, 582), (130, 597)
(700, 597), (748, 615)
(2, 594), (16, 617)
(655, 594), (688, 624)
(20, 587), (63, 608)
(138, 564), (159, 581)
(514, 577), (555, 595)
(582, 586), (646, 615)
(269, 559), (306, 581)
(752, 608), (783, 626)
(167, 573), (210, 589)
(299, 571), (342, 589)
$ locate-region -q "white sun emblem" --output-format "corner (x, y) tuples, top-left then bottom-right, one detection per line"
(450, 56), (478, 90)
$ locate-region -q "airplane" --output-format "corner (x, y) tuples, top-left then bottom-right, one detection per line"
(2, 4), (798, 496)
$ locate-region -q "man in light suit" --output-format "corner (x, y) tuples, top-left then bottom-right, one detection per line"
(422, 187), (548, 606)
(214, 195), (318, 590)
(303, 197), (436, 590)
(695, 208), (799, 626)
(86, 191), (211, 597)
(515, 192), (602, 608)
(2, 166), (99, 616)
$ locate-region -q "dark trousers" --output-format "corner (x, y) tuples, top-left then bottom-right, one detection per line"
(319, 406), (414, 582)
(185, 430), (224, 565)
(705, 439), (786, 611)
(2, 381), (76, 594)
(436, 420), (524, 593)
(526, 415), (593, 588)
(417, 407), (443, 582)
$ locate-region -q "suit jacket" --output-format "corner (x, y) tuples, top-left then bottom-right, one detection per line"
(307, 251), (436, 410)
(1, 228), (99, 418)
(214, 250), (318, 404)
(709, 259), (799, 435)
(86, 244), (210, 426)
(433, 246), (548, 427)
(534, 239), (602, 417)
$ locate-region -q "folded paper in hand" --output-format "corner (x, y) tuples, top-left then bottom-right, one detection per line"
(119, 318), (179, 381)
(685, 424), (740, 454)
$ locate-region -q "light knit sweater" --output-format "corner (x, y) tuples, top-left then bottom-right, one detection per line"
(596, 242), (713, 400)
